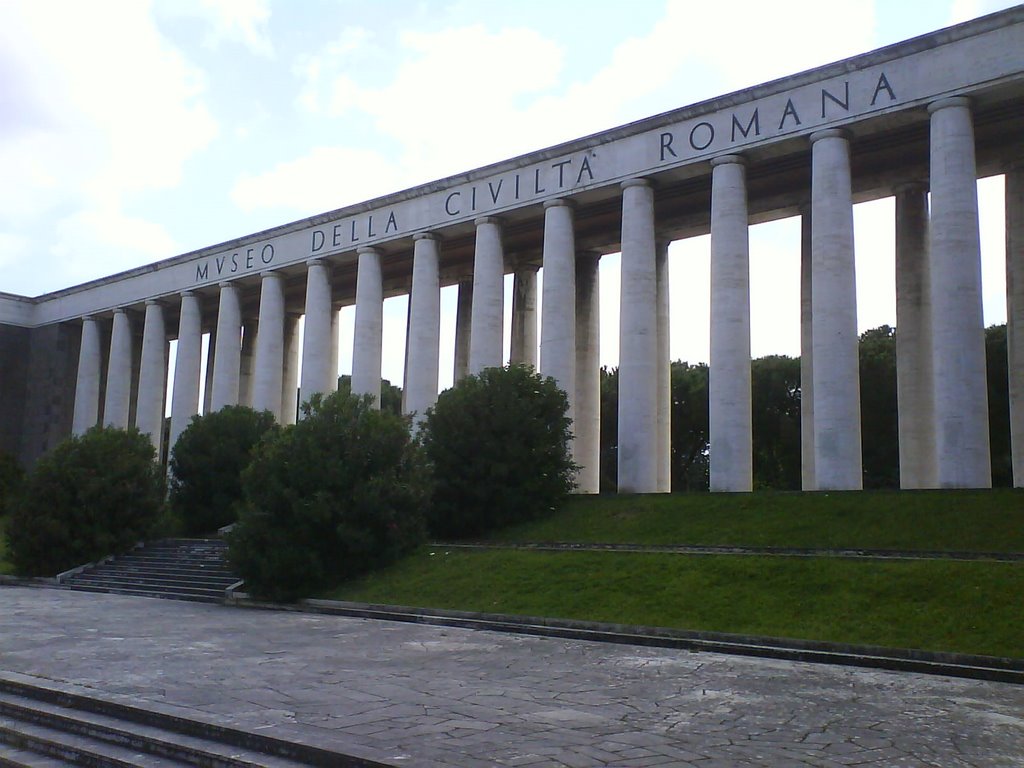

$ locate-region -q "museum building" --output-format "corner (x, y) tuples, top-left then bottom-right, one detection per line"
(1, 8), (1022, 493)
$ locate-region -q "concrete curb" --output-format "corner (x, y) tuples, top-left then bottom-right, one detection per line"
(230, 597), (1024, 686)
(0, 575), (56, 589)
(434, 541), (1024, 562)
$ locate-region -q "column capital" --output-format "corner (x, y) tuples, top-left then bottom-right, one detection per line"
(111, 307), (127, 316)
(710, 154), (746, 168)
(259, 270), (280, 279)
(928, 95), (970, 114)
(217, 280), (238, 289)
(144, 299), (164, 308)
(621, 177), (652, 191)
(893, 180), (928, 195)
(305, 257), (326, 268)
(474, 215), (502, 227)
(357, 245), (381, 256)
(809, 128), (850, 144)
(413, 231), (440, 242)
(543, 198), (576, 210)
(180, 290), (196, 299)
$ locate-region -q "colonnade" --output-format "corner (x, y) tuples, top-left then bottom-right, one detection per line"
(69, 96), (1022, 492)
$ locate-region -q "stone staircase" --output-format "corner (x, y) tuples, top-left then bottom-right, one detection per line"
(58, 539), (240, 604)
(0, 676), (369, 767)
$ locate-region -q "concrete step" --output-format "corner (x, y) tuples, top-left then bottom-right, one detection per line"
(67, 573), (237, 590)
(102, 556), (233, 569)
(0, 678), (370, 767)
(77, 571), (236, 587)
(64, 575), (230, 594)
(90, 567), (234, 582)
(0, 691), (311, 767)
(0, 746), (69, 767)
(60, 584), (224, 604)
(61, 538), (242, 605)
(0, 717), (179, 767)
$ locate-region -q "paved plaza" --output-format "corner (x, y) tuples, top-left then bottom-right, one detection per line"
(1, 586), (1022, 766)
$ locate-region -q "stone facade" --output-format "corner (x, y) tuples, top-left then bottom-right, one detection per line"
(1, 9), (1023, 491)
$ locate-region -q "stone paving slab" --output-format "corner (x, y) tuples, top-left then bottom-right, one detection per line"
(1, 586), (1022, 767)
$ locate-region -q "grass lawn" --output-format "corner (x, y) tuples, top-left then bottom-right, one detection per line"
(326, 548), (1024, 658)
(487, 489), (1024, 552)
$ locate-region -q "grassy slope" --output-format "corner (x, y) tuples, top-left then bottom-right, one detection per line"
(489, 489), (1024, 551)
(330, 549), (1023, 658)
(323, 490), (1024, 658)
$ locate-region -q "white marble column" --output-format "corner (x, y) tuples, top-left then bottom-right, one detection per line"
(928, 97), (991, 488)
(618, 178), (659, 493)
(469, 217), (505, 374)
(405, 233), (441, 425)
(709, 155), (752, 492)
(136, 301), (167, 452)
(810, 129), (862, 490)
(329, 304), (341, 393)
(352, 246), (383, 406)
(281, 314), (301, 425)
(575, 251), (601, 494)
(655, 240), (671, 493)
(799, 206), (815, 490)
(103, 309), (133, 428)
(895, 183), (936, 489)
(510, 264), (539, 368)
(169, 291), (203, 454)
(300, 258), (333, 405)
(238, 320), (256, 408)
(210, 282), (242, 412)
(541, 199), (576, 430)
(1007, 165), (1024, 488)
(252, 272), (285, 420)
(454, 279), (473, 382)
(72, 316), (102, 435)
(202, 329), (216, 415)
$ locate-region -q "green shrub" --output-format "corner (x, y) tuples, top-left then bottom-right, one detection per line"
(5, 427), (164, 576)
(0, 450), (24, 518)
(168, 406), (277, 535)
(228, 391), (429, 602)
(421, 364), (576, 538)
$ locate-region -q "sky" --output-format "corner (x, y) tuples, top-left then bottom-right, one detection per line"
(0, 0), (1017, 391)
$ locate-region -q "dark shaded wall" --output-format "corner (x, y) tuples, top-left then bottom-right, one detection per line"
(0, 322), (79, 468)
(0, 324), (31, 463)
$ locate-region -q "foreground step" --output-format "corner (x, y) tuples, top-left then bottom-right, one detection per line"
(0, 683), (362, 767)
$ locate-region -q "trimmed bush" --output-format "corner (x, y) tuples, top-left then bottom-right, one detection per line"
(5, 427), (164, 576)
(168, 406), (277, 535)
(228, 391), (429, 602)
(0, 450), (24, 519)
(421, 364), (576, 538)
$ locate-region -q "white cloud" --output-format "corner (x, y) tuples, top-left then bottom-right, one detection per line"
(0, 233), (30, 273)
(156, 0), (274, 57)
(947, 0), (1021, 24)
(0, 0), (217, 294)
(52, 207), (179, 280)
(295, 26), (373, 114)
(309, 24), (567, 177)
(231, 146), (408, 215)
